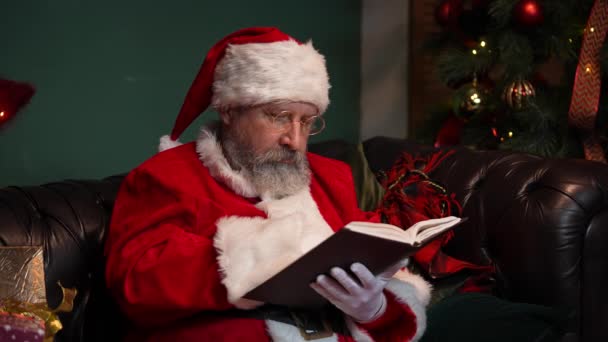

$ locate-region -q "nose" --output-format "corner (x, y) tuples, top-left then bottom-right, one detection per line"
(279, 121), (306, 151)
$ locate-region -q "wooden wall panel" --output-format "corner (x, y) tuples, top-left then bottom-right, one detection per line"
(408, 0), (453, 136)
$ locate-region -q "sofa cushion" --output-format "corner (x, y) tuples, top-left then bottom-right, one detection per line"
(421, 292), (569, 342)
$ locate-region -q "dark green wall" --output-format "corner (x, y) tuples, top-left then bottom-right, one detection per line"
(0, 0), (361, 187)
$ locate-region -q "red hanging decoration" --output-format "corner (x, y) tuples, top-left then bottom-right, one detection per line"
(568, 0), (608, 163)
(435, 0), (488, 48)
(0, 79), (35, 128)
(513, 0), (544, 28)
(434, 112), (466, 147)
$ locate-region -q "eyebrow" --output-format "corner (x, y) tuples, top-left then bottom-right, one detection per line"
(264, 108), (320, 117)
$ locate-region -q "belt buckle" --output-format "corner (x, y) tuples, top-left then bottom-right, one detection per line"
(290, 311), (333, 340)
(297, 325), (333, 340)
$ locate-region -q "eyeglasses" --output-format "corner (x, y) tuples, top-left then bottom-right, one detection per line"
(262, 110), (326, 136)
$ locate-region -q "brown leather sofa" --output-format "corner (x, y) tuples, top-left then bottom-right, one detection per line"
(1, 137), (606, 341)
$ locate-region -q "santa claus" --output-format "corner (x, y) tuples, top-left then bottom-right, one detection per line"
(104, 27), (431, 342)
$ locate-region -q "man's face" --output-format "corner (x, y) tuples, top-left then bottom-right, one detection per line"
(220, 101), (320, 198)
(222, 101), (318, 155)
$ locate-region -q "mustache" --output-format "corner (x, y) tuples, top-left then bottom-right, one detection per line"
(253, 147), (304, 165)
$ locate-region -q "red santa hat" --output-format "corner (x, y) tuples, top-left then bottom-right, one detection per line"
(159, 27), (330, 151)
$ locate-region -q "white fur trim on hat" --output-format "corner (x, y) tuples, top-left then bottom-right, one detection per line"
(212, 39), (330, 112)
(158, 135), (183, 152)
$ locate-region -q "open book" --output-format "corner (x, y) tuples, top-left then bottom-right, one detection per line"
(244, 216), (466, 309)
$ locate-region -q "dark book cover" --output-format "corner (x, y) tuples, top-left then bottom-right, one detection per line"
(243, 220), (460, 309)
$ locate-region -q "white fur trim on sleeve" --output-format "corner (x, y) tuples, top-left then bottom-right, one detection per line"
(384, 269), (432, 341)
(345, 317), (374, 342)
(343, 266), (431, 342)
(391, 268), (432, 306)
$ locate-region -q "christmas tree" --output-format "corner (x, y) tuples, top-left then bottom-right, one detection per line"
(416, 0), (608, 161)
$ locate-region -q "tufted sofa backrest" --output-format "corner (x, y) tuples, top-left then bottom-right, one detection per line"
(363, 137), (608, 341)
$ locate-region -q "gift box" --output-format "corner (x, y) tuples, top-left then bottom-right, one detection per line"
(0, 246), (75, 342)
(0, 247), (46, 304)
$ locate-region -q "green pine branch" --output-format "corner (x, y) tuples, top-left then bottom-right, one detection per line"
(421, 0), (608, 159)
(437, 48), (494, 85)
(496, 30), (535, 77)
(488, 0), (519, 29)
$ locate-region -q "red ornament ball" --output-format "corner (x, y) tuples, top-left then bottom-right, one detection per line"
(435, 0), (464, 27)
(513, 0), (544, 28)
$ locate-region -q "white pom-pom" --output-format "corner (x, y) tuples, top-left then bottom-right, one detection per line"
(159, 135), (182, 152)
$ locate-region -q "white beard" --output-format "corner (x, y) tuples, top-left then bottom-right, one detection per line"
(221, 132), (311, 200)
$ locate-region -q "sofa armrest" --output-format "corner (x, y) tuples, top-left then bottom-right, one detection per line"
(0, 176), (125, 342)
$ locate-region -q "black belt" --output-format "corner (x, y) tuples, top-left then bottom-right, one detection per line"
(209, 304), (350, 340)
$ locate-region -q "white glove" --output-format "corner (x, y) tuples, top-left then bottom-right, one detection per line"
(310, 259), (408, 322)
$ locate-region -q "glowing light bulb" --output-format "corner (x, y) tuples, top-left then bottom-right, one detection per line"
(524, 3), (538, 16)
(472, 49), (478, 55)
(480, 41), (486, 47)
(0, 111), (4, 118)
(508, 131), (513, 138)
(470, 93), (481, 104)
(590, 27), (595, 33)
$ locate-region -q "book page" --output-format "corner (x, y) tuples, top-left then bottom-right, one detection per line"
(346, 216), (461, 245)
(345, 221), (417, 243)
(411, 216), (461, 242)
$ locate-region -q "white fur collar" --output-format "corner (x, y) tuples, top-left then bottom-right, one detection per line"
(195, 125), (258, 198)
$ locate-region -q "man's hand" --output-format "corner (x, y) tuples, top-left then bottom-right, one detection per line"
(310, 259), (408, 322)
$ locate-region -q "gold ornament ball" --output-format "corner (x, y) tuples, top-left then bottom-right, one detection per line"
(454, 83), (485, 120)
(503, 79), (535, 110)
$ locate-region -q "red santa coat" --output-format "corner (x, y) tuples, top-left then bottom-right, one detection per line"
(104, 128), (431, 341)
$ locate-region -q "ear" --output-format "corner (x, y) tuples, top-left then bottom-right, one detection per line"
(219, 109), (232, 125)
